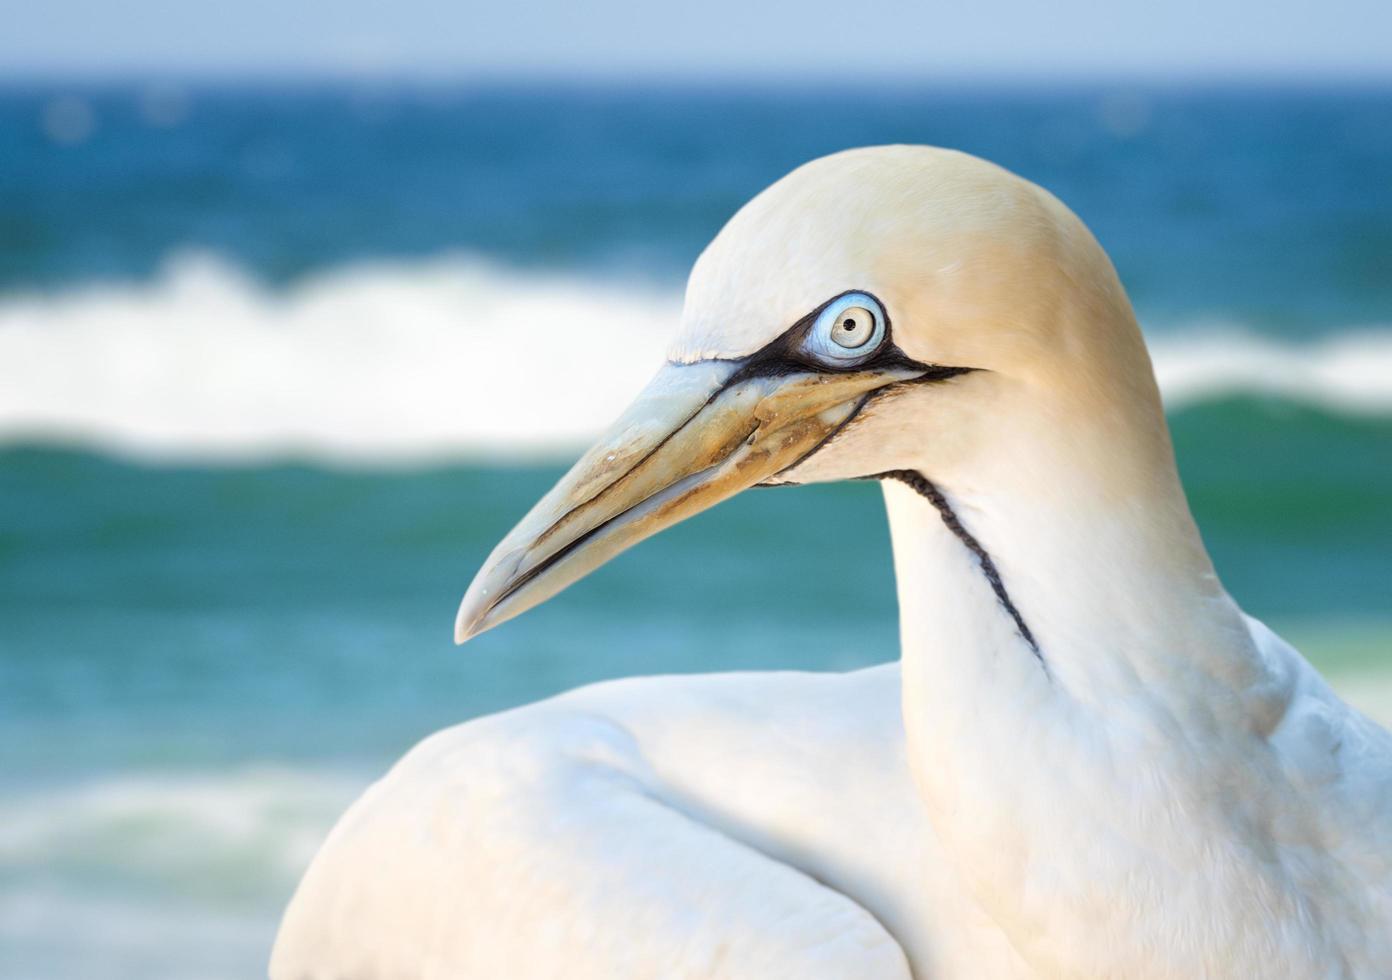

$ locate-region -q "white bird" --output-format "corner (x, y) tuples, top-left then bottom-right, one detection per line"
(272, 146), (1392, 979)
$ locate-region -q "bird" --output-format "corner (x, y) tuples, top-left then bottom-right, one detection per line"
(271, 146), (1392, 979)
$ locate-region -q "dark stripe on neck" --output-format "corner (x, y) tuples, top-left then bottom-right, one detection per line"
(871, 469), (1046, 671)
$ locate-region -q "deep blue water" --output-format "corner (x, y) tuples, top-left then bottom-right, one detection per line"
(3, 83), (1391, 332)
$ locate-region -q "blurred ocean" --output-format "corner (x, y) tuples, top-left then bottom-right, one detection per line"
(1, 82), (1390, 978)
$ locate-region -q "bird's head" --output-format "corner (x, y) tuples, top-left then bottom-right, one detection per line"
(456, 145), (1163, 643)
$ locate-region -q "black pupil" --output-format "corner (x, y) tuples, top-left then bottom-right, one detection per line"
(842, 317), (856, 331)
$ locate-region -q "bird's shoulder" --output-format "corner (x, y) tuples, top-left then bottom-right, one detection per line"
(388, 661), (904, 794)
(1247, 617), (1392, 877)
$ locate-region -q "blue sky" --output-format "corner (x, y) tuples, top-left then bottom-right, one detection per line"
(5, 0), (1390, 78)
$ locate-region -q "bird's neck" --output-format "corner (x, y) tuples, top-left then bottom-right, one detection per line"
(882, 384), (1284, 971)
(883, 456), (1255, 727)
(884, 359), (1269, 711)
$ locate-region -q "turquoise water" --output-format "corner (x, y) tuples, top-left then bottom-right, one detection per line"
(4, 397), (1391, 772)
(1, 82), (1390, 978)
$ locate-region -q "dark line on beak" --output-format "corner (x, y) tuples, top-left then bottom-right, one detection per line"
(533, 374), (737, 550)
(759, 366), (976, 486)
(491, 457), (729, 614)
(759, 393), (872, 485)
(868, 469), (1047, 674)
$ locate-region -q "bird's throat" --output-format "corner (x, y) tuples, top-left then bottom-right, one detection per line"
(872, 469), (1045, 671)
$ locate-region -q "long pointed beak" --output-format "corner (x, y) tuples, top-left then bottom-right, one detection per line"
(455, 357), (923, 643)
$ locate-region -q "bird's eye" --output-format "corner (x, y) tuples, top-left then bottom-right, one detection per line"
(830, 308), (875, 348)
(804, 292), (886, 365)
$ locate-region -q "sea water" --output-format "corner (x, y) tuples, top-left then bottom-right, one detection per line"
(1, 82), (1389, 979)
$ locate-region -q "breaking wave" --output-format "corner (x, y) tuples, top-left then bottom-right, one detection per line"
(2, 252), (1388, 462)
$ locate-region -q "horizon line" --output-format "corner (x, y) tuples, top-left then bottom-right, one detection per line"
(3, 67), (1392, 89)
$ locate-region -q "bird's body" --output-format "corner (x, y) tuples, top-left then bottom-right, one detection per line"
(274, 146), (1392, 978)
(276, 569), (1392, 979)
(277, 664), (936, 979)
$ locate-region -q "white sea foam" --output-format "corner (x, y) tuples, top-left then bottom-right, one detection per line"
(0, 252), (676, 463)
(0, 766), (358, 886)
(0, 766), (360, 980)
(2, 253), (1388, 463)
(1151, 328), (1392, 417)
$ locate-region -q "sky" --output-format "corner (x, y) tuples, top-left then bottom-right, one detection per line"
(3, 0), (1390, 79)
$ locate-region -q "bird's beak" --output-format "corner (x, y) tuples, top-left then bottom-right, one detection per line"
(455, 357), (922, 643)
